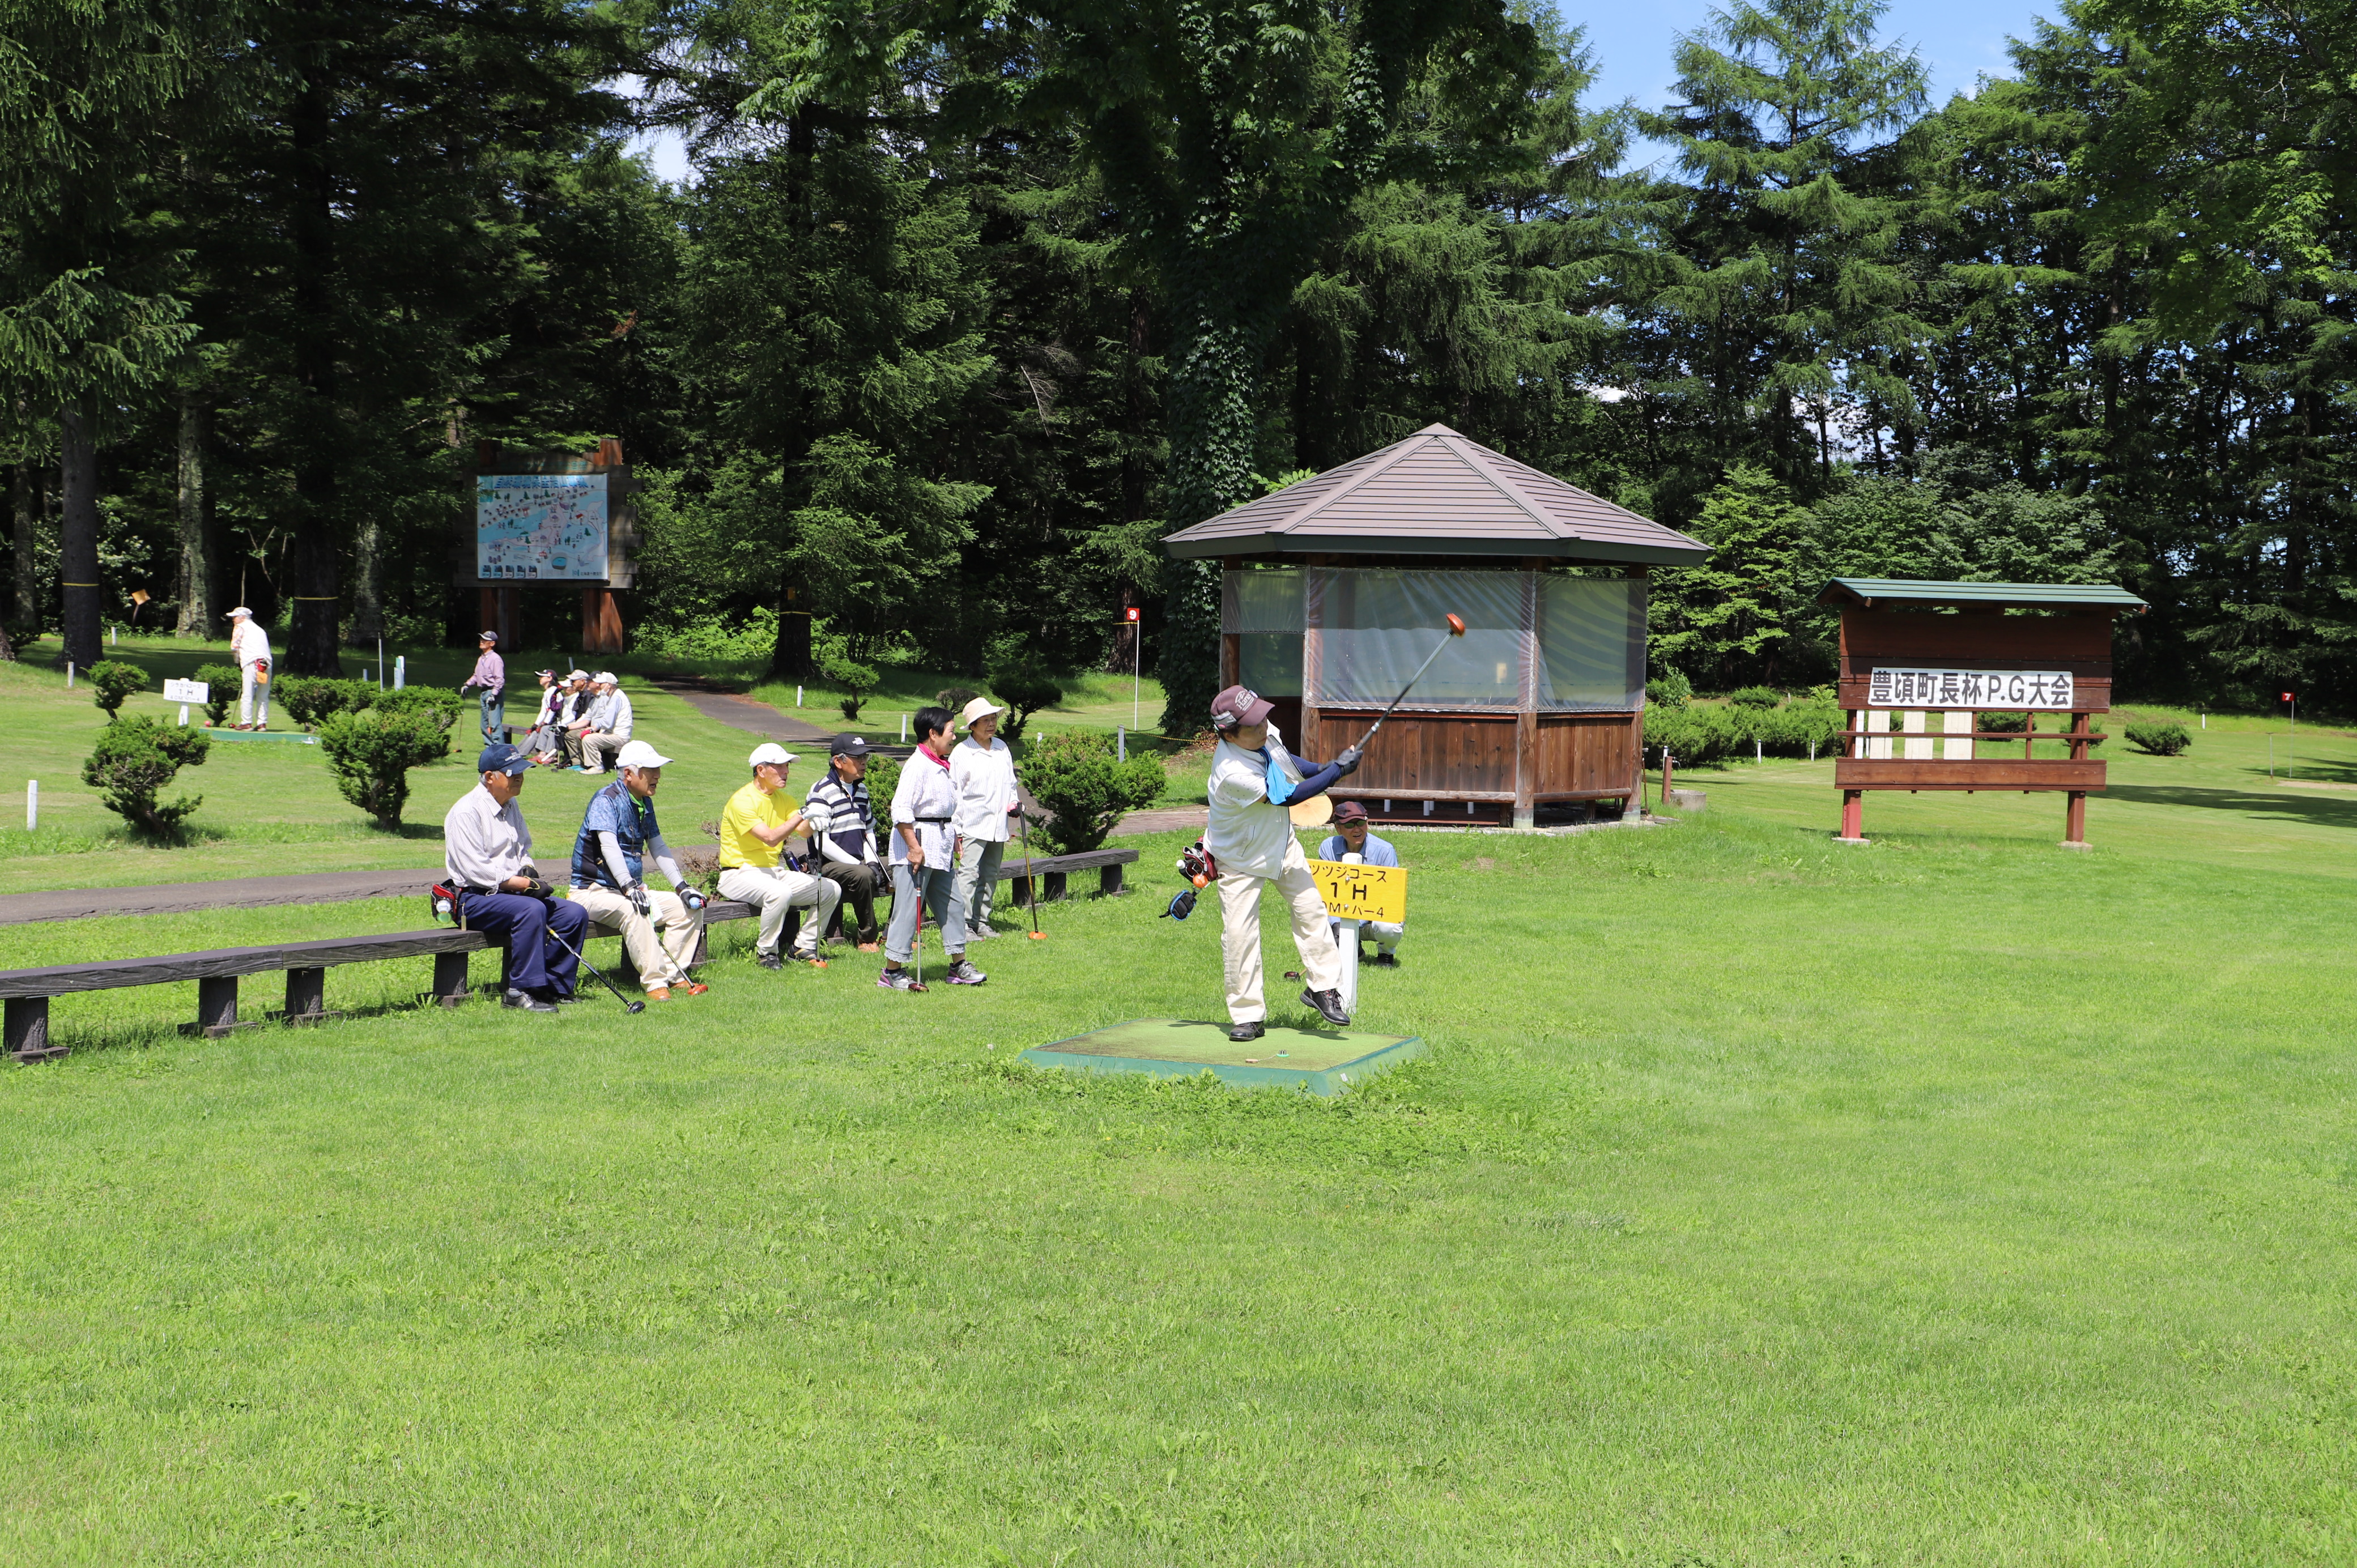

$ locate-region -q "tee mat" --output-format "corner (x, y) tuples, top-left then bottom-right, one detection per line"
(1022, 1019), (1423, 1096)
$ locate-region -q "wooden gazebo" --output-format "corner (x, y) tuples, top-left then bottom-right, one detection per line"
(1164, 424), (1708, 826)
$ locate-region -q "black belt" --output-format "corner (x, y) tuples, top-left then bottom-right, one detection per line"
(914, 816), (951, 823)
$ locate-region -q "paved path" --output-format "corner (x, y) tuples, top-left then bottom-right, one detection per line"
(1110, 807), (1207, 837)
(0, 868), (444, 927)
(646, 678), (836, 744)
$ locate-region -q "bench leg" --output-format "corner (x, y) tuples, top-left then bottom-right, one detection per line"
(432, 950), (472, 1008)
(1009, 874), (1031, 909)
(6, 997), (61, 1064)
(1043, 870), (1068, 902)
(196, 975), (245, 1038)
(1099, 863), (1125, 897)
(283, 966), (335, 1025)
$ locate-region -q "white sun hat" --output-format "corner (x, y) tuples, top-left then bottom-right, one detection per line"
(615, 739), (672, 771)
(958, 696), (1008, 731)
(228, 606), (253, 619)
(593, 670), (619, 685)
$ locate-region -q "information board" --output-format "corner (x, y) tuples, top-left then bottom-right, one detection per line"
(1307, 859), (1407, 924)
(476, 473), (609, 581)
(1869, 667), (2075, 709)
(161, 678), (209, 704)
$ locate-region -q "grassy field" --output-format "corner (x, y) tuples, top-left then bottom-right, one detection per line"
(3, 655), (2354, 1562)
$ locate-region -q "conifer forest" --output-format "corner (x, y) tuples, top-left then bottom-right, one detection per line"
(5, 0), (2353, 727)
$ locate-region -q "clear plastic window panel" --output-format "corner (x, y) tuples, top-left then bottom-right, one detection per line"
(1239, 634), (1303, 696)
(1538, 577), (1645, 710)
(1220, 568), (1305, 633)
(1308, 569), (1529, 709)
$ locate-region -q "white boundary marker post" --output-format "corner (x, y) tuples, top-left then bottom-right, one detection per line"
(25, 780), (36, 832)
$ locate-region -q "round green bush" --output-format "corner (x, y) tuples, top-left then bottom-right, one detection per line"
(82, 715), (210, 834)
(987, 654), (1063, 740)
(87, 660), (148, 716)
(1020, 728), (1164, 853)
(1728, 685), (1782, 710)
(192, 662), (240, 726)
(2126, 720), (2192, 756)
(275, 675), (376, 730)
(319, 704), (454, 829)
(1645, 668), (1692, 709)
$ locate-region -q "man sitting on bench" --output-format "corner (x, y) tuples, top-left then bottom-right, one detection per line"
(442, 742), (590, 1012)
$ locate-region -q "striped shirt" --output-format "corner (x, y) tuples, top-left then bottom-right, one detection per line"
(805, 766), (874, 864)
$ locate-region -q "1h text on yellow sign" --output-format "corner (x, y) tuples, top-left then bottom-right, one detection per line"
(1307, 860), (1407, 924)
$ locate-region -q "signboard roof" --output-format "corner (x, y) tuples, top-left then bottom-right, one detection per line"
(1820, 577), (2147, 611)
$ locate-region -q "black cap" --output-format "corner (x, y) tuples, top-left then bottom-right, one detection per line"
(829, 733), (871, 758)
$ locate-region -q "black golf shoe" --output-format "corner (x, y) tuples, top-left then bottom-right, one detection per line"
(1301, 987), (1350, 1027)
(754, 949), (784, 970)
(503, 988), (559, 1013)
(1228, 1021), (1265, 1043)
(1371, 952), (1399, 969)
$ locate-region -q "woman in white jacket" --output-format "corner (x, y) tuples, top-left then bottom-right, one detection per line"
(948, 696), (1021, 939)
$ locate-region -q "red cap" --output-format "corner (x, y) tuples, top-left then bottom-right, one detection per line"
(1333, 799), (1369, 822)
(1210, 685), (1274, 731)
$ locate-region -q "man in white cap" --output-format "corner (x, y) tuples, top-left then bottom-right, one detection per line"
(568, 738), (709, 999)
(227, 606), (271, 730)
(458, 629), (507, 744)
(948, 695), (1021, 939)
(571, 671), (635, 775)
(717, 743), (841, 969)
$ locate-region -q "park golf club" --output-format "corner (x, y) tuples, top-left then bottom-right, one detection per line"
(1017, 801), (1046, 939)
(1351, 613), (1469, 752)
(547, 927), (646, 1014)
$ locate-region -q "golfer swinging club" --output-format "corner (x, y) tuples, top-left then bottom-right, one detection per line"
(1205, 684), (1363, 1042)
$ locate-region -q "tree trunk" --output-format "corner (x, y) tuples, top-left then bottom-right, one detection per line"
(11, 458), (37, 632)
(59, 404), (101, 671)
(1158, 301), (1262, 735)
(174, 389), (215, 638)
(347, 513), (382, 645)
(284, 65), (343, 676)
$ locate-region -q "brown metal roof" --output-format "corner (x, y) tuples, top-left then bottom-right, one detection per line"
(1163, 424), (1709, 565)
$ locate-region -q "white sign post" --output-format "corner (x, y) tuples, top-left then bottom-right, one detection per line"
(162, 677), (209, 727)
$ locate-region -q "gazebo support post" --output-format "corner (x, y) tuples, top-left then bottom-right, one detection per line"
(1513, 710), (1537, 829)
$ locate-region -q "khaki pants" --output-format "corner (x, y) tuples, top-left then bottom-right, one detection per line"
(580, 731), (627, 773)
(568, 883), (702, 990)
(1218, 836), (1341, 1022)
(954, 837), (1005, 933)
(718, 864), (840, 957)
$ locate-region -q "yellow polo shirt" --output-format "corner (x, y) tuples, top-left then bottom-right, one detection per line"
(718, 780), (795, 869)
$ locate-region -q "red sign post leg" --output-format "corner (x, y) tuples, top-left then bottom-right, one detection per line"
(1838, 789), (1865, 843)
(2063, 790), (2088, 849)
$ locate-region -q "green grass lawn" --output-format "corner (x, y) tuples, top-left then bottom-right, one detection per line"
(5, 668), (2355, 1561)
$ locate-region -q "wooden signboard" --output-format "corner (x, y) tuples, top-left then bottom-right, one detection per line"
(1822, 578), (2146, 848)
(456, 437), (641, 654)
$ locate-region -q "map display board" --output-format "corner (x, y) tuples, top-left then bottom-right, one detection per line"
(476, 474), (609, 581)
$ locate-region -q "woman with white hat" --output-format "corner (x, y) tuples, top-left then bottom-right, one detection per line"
(227, 606), (271, 730)
(948, 694), (1021, 938)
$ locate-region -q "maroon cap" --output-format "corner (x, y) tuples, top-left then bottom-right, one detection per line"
(1210, 684), (1274, 731)
(1333, 799), (1369, 823)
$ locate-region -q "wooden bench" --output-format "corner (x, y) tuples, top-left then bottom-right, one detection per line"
(2, 929), (490, 1063)
(684, 846), (1139, 953)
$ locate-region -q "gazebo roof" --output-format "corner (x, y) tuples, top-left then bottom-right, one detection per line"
(1820, 578), (2148, 611)
(1162, 424), (1709, 566)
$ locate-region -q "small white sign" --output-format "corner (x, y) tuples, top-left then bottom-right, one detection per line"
(162, 678), (210, 704)
(1870, 668), (2075, 709)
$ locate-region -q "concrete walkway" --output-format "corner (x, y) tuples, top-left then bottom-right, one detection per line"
(0, 868), (445, 927)
(645, 677), (836, 745)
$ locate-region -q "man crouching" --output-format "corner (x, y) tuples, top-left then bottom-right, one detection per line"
(568, 739), (709, 1000)
(442, 742), (590, 1012)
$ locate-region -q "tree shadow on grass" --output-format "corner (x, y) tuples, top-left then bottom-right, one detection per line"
(2104, 782), (2357, 830)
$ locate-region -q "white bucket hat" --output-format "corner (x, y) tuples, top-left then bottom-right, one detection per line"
(593, 670), (619, 685)
(958, 696), (1007, 731)
(615, 739), (671, 771)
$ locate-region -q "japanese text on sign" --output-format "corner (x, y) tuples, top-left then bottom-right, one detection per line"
(1307, 859), (1408, 924)
(161, 678), (209, 704)
(1869, 667), (2075, 710)
(476, 473), (609, 581)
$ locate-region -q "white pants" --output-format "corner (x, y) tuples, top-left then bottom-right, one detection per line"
(1218, 837), (1342, 1022)
(718, 864), (840, 957)
(240, 664), (270, 727)
(568, 883), (703, 991)
(1333, 919), (1404, 955)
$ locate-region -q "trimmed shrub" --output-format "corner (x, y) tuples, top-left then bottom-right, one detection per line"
(1644, 702), (1742, 766)
(1020, 728), (1165, 854)
(823, 652), (877, 719)
(88, 660), (148, 715)
(1645, 668), (1692, 708)
(862, 753), (903, 829)
(193, 662), (240, 725)
(320, 703), (455, 828)
(275, 675), (376, 730)
(82, 716), (210, 834)
(936, 685), (981, 713)
(1728, 685), (1782, 709)
(2126, 720), (2192, 756)
(988, 653), (1063, 740)
(369, 684), (463, 722)
(1979, 710), (2028, 733)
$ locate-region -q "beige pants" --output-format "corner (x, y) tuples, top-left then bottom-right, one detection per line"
(718, 864), (839, 956)
(1218, 836), (1342, 1022)
(568, 883), (702, 990)
(580, 731), (628, 773)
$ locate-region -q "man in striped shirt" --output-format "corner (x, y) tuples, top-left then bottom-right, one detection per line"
(804, 734), (886, 951)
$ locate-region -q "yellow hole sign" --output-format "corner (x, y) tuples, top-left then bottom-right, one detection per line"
(1307, 859), (1407, 924)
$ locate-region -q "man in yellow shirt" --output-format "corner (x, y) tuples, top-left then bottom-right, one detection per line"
(717, 743), (842, 969)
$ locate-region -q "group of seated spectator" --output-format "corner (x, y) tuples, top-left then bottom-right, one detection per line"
(519, 669), (633, 773)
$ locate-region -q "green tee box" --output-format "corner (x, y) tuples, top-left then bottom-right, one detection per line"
(202, 730), (319, 746)
(1022, 1019), (1423, 1096)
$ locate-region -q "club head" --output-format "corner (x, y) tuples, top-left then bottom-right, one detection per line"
(625, 1000), (646, 1014)
(1445, 613), (1466, 636)
(1027, 930), (1048, 940)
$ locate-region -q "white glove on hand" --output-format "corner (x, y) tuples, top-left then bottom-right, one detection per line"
(627, 882), (650, 917)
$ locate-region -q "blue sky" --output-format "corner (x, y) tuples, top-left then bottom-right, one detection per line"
(628, 1), (2065, 183)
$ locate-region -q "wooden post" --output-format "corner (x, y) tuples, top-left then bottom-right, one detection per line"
(2063, 791), (2088, 848)
(432, 949), (471, 1008)
(283, 966), (328, 1024)
(196, 975), (241, 1037)
(6, 996), (61, 1063)
(580, 585), (624, 654)
(1514, 710), (1537, 829)
(1838, 789), (1866, 843)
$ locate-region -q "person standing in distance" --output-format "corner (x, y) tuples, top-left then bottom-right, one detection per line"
(1204, 684), (1362, 1041)
(948, 696), (1022, 940)
(442, 742), (590, 1011)
(717, 743), (842, 969)
(879, 706), (986, 991)
(227, 606), (271, 730)
(459, 629), (506, 745)
(568, 739), (709, 1000)
(806, 734), (886, 951)
(1316, 799), (1405, 966)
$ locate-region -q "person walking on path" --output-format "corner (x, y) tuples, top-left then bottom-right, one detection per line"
(228, 606), (272, 730)
(571, 672), (635, 774)
(948, 696), (1021, 940)
(1204, 683), (1362, 1042)
(880, 706), (985, 992)
(460, 630), (507, 745)
(806, 734), (886, 951)
(568, 739), (709, 999)
(1316, 800), (1405, 966)
(718, 742), (842, 969)
(442, 742), (590, 1012)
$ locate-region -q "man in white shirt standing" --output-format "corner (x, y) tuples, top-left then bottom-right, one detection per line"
(227, 606), (271, 730)
(879, 705), (985, 992)
(1204, 684), (1362, 1042)
(948, 696), (1022, 940)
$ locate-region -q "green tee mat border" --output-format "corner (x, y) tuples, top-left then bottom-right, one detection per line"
(1021, 1019), (1423, 1096)
(199, 729), (319, 745)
